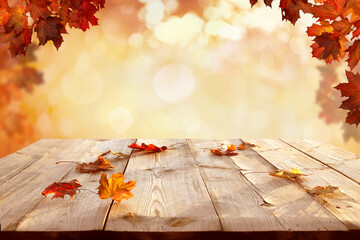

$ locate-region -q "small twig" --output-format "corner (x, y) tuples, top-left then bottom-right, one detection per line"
(243, 171), (270, 175)
(56, 161), (78, 165)
(79, 188), (98, 195)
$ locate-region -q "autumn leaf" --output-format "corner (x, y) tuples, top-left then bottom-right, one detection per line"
(316, 64), (344, 124)
(279, 0), (311, 24)
(347, 40), (360, 70)
(250, 0), (274, 7)
(42, 179), (82, 199)
(238, 141), (260, 150)
(210, 148), (238, 156)
(268, 167), (304, 181)
(306, 185), (339, 195)
(76, 156), (114, 173)
(310, 32), (348, 64)
(128, 143), (168, 152)
(335, 71), (360, 126)
(0, 0), (106, 57)
(227, 144), (236, 151)
(98, 171), (136, 202)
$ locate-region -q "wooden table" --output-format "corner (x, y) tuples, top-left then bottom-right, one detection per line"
(1, 139), (360, 240)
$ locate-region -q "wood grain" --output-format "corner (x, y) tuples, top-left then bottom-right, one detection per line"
(281, 139), (360, 184)
(15, 139), (135, 231)
(243, 138), (360, 230)
(0, 139), (97, 230)
(187, 139), (285, 231)
(221, 139), (347, 231)
(105, 139), (222, 232)
(0, 139), (64, 186)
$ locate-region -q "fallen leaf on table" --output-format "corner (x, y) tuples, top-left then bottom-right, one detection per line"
(98, 171), (136, 202)
(227, 144), (236, 151)
(306, 185), (339, 195)
(210, 148), (238, 156)
(76, 156), (114, 173)
(42, 179), (81, 199)
(128, 143), (167, 152)
(268, 167), (304, 181)
(238, 141), (261, 150)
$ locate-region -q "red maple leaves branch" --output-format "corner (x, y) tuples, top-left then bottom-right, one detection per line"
(0, 0), (105, 56)
(251, 0), (360, 126)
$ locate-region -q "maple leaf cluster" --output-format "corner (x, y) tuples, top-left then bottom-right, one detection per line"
(251, 0), (360, 126)
(210, 142), (260, 156)
(0, 0), (105, 57)
(128, 143), (168, 152)
(0, 43), (43, 157)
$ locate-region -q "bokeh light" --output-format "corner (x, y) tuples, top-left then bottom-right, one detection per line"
(7, 0), (358, 155)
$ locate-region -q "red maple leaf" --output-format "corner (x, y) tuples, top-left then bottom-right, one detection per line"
(42, 179), (82, 199)
(0, 0), (106, 57)
(279, 0), (311, 24)
(250, 0), (274, 7)
(347, 40), (360, 70)
(310, 32), (348, 63)
(335, 71), (360, 126)
(128, 143), (168, 152)
(76, 155), (114, 173)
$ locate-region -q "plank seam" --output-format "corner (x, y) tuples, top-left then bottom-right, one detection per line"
(101, 139), (136, 231)
(280, 139), (360, 185)
(185, 139), (224, 232)
(0, 141), (64, 188)
(241, 139), (350, 231)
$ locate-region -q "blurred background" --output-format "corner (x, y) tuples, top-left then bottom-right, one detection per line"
(1, 0), (359, 157)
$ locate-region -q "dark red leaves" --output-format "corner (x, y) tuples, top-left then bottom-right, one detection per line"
(129, 143), (168, 152)
(335, 71), (360, 126)
(280, 0), (311, 25)
(35, 17), (67, 49)
(42, 179), (82, 199)
(76, 156), (114, 173)
(0, 0), (106, 57)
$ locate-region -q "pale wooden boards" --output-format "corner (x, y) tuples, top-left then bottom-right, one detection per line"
(0, 138), (359, 234)
(105, 139), (222, 232)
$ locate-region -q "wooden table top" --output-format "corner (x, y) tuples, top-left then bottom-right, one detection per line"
(1, 139), (360, 240)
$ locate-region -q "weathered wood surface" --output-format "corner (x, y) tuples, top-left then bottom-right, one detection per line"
(1, 138), (360, 239)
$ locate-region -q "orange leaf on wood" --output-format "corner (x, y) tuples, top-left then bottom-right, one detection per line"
(238, 141), (260, 150)
(306, 185), (339, 195)
(42, 179), (82, 199)
(268, 167), (304, 181)
(76, 156), (114, 173)
(98, 171), (136, 202)
(128, 143), (167, 152)
(210, 148), (238, 156)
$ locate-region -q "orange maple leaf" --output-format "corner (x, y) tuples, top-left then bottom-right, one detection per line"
(305, 185), (339, 195)
(128, 143), (167, 152)
(210, 148), (238, 156)
(98, 171), (136, 202)
(42, 179), (82, 199)
(238, 141), (261, 150)
(76, 156), (114, 173)
(268, 167), (304, 181)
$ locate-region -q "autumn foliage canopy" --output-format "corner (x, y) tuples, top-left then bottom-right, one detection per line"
(0, 0), (105, 56)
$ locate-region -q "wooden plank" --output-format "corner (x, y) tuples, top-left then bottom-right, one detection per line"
(105, 139), (222, 232)
(187, 139), (285, 231)
(0, 139), (64, 186)
(185, 139), (241, 170)
(243, 139), (360, 230)
(281, 139), (360, 184)
(220, 139), (347, 231)
(15, 139), (136, 232)
(0, 139), (97, 231)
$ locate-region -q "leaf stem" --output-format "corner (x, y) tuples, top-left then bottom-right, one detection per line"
(56, 161), (78, 165)
(243, 171), (270, 175)
(79, 188), (98, 195)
